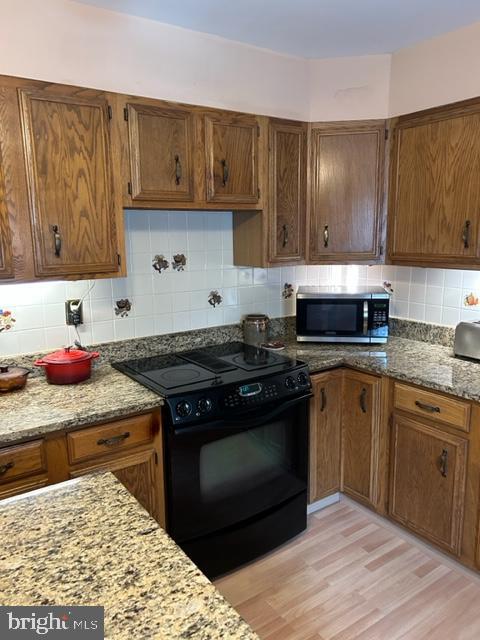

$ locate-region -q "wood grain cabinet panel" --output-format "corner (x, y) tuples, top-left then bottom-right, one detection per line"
(309, 370), (342, 502)
(19, 87), (120, 278)
(126, 103), (195, 202)
(0, 155), (13, 279)
(0, 440), (46, 484)
(342, 370), (382, 508)
(389, 415), (467, 555)
(205, 113), (259, 204)
(309, 121), (385, 263)
(268, 119), (306, 263)
(389, 102), (480, 266)
(70, 448), (164, 526)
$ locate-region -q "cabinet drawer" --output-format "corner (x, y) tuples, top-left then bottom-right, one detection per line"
(394, 383), (470, 432)
(67, 414), (153, 464)
(0, 440), (46, 484)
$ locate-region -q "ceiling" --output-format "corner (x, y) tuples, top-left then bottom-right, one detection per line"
(77, 0), (480, 58)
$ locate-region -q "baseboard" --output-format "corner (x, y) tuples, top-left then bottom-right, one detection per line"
(307, 492), (340, 514)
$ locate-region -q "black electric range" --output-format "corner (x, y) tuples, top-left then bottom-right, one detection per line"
(113, 341), (311, 427)
(113, 341), (312, 578)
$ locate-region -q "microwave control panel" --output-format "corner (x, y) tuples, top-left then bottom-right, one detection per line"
(370, 300), (389, 336)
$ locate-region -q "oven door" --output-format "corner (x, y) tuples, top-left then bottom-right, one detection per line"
(165, 393), (310, 542)
(296, 297), (370, 341)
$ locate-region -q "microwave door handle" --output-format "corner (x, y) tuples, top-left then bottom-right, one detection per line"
(174, 392), (313, 437)
(363, 300), (369, 335)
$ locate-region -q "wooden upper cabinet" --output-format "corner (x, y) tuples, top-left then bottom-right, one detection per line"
(205, 113), (259, 204)
(0, 157), (13, 279)
(309, 121), (385, 263)
(389, 101), (480, 266)
(342, 370), (382, 508)
(269, 119), (306, 263)
(19, 86), (120, 278)
(389, 416), (467, 555)
(126, 102), (195, 202)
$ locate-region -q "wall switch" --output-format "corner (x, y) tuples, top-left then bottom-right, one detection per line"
(65, 299), (83, 326)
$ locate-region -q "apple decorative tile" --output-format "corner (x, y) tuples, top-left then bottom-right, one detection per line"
(171, 253), (187, 271)
(0, 309), (16, 332)
(208, 291), (223, 308)
(114, 299), (132, 318)
(152, 254), (170, 274)
(464, 292), (479, 307)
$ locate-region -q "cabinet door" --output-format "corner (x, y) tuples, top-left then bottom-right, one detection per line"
(342, 370), (381, 507)
(309, 121), (385, 262)
(269, 120), (306, 263)
(0, 156), (13, 279)
(309, 370), (342, 502)
(205, 113), (259, 204)
(70, 448), (165, 527)
(389, 416), (467, 555)
(19, 87), (120, 278)
(127, 103), (195, 202)
(390, 105), (480, 265)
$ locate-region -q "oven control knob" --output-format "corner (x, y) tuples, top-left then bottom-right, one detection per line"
(197, 397), (213, 414)
(285, 376), (296, 390)
(176, 400), (192, 418)
(297, 371), (308, 386)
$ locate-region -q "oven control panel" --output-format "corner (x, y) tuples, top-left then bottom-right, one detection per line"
(166, 364), (311, 425)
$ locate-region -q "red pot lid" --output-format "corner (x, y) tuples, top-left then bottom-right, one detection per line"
(40, 347), (97, 365)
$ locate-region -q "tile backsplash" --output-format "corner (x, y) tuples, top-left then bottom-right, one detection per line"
(1, 210), (480, 357)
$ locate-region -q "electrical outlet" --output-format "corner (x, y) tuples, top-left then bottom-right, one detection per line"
(65, 299), (83, 326)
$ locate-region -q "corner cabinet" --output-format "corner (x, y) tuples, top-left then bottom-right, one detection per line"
(268, 119), (307, 263)
(309, 370), (342, 502)
(388, 100), (480, 267)
(309, 120), (386, 263)
(205, 112), (259, 204)
(341, 370), (383, 509)
(389, 415), (467, 555)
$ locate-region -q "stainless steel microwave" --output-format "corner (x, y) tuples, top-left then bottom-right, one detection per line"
(296, 285), (390, 343)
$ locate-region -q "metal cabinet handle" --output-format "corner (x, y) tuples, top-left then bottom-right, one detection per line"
(97, 432), (130, 447)
(282, 224), (289, 248)
(360, 388), (367, 413)
(462, 220), (471, 249)
(221, 159), (229, 186)
(323, 224), (329, 248)
(439, 449), (448, 477)
(415, 400), (440, 413)
(0, 461), (14, 476)
(175, 155), (182, 185)
(52, 225), (61, 257)
(320, 387), (327, 412)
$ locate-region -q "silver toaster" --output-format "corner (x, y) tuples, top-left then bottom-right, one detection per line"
(454, 321), (480, 360)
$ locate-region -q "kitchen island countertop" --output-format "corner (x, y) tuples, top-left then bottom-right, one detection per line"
(0, 472), (259, 640)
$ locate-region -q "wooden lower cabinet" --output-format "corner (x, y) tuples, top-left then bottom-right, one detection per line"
(70, 448), (163, 526)
(309, 370), (342, 502)
(341, 370), (383, 509)
(389, 415), (468, 555)
(0, 410), (165, 527)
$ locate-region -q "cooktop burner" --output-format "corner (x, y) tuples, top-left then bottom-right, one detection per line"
(145, 364), (215, 390)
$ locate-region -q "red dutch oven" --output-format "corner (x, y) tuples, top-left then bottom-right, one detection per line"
(35, 347), (99, 385)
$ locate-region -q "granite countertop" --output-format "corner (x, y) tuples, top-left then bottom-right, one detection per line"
(0, 365), (163, 446)
(284, 336), (480, 402)
(0, 472), (258, 640)
(3, 334), (480, 448)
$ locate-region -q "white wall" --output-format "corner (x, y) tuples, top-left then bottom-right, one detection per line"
(309, 55), (391, 121)
(389, 21), (480, 115)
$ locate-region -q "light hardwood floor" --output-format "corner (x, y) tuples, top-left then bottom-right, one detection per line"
(215, 498), (480, 639)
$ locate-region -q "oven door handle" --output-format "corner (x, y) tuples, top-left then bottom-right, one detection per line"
(174, 392), (313, 436)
